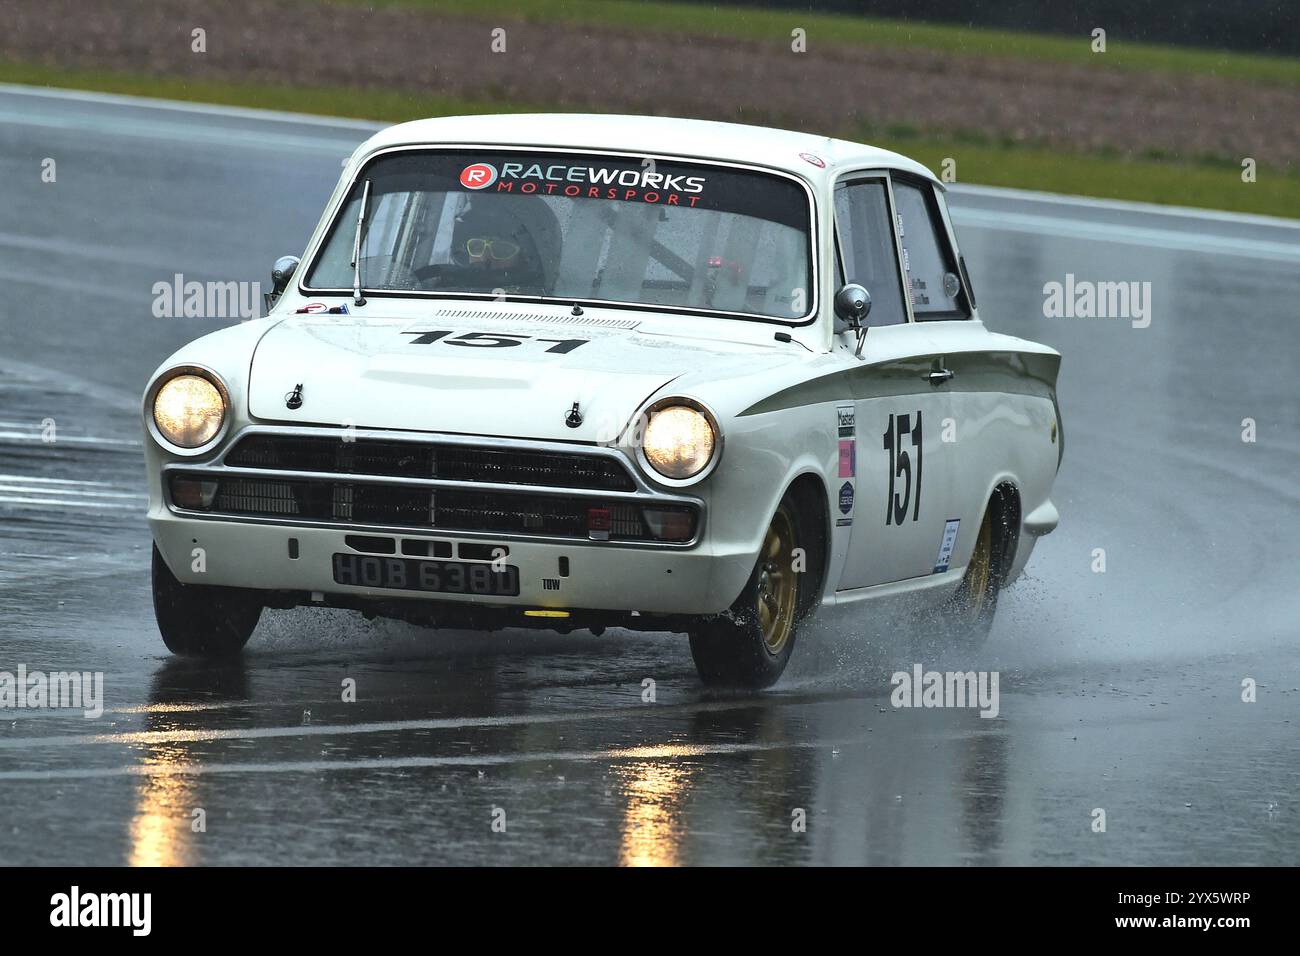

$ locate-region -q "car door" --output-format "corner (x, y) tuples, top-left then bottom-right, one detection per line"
(891, 176), (994, 575)
(833, 173), (957, 590)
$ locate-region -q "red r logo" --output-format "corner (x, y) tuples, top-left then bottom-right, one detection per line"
(460, 163), (498, 189)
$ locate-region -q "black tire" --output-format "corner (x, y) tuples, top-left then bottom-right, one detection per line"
(152, 544), (262, 658)
(941, 504), (1006, 648)
(689, 491), (821, 689)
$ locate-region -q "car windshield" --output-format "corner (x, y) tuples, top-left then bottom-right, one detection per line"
(304, 150), (814, 321)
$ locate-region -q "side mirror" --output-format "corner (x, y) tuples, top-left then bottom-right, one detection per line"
(264, 255), (300, 313)
(834, 283), (871, 325)
(834, 283), (872, 356)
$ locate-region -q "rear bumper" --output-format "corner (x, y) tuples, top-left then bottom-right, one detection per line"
(149, 509), (755, 617)
(1024, 499), (1059, 537)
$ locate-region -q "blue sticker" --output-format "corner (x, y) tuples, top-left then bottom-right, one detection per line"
(838, 481), (854, 515)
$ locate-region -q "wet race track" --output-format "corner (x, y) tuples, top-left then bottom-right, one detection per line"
(0, 86), (1297, 865)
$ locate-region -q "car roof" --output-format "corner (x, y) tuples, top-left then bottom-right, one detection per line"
(355, 113), (942, 186)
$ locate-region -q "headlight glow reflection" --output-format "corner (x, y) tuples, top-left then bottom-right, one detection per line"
(642, 405), (716, 480)
(152, 374), (225, 448)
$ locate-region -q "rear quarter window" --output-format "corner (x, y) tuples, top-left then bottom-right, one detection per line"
(892, 179), (969, 320)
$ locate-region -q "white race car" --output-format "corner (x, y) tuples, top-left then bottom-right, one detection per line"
(144, 114), (1062, 687)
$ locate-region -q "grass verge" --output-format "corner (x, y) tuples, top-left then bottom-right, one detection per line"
(0, 62), (536, 122)
(335, 0), (1300, 87)
(2, 61), (1296, 218)
(896, 139), (1297, 218)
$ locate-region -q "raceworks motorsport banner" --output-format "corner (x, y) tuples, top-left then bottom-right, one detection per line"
(352, 150), (811, 232)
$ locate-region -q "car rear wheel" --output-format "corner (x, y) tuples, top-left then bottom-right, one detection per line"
(942, 505), (1003, 648)
(689, 494), (816, 689)
(152, 545), (262, 658)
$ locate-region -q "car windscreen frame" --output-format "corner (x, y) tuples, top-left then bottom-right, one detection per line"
(297, 144), (820, 326)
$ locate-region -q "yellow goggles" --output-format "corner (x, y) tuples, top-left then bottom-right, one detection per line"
(464, 237), (521, 261)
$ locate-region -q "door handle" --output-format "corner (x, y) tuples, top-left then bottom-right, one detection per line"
(927, 368), (954, 385)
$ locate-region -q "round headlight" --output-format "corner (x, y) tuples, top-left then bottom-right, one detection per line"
(153, 374), (226, 448)
(642, 404), (717, 480)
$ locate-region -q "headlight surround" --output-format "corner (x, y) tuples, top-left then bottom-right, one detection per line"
(150, 368), (228, 451)
(638, 398), (721, 483)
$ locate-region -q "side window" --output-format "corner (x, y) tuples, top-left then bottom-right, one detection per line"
(892, 179), (969, 320)
(833, 179), (907, 327)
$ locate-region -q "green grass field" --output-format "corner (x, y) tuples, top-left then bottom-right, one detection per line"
(339, 0), (1300, 87)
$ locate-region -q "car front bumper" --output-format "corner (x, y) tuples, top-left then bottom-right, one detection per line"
(149, 509), (755, 618)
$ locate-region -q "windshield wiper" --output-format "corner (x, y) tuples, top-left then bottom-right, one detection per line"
(350, 179), (372, 306)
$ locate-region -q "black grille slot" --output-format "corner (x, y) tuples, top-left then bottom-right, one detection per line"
(402, 539), (453, 558)
(213, 479), (299, 515)
(226, 434), (635, 491)
(345, 535), (396, 554)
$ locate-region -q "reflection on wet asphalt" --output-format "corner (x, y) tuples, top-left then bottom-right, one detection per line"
(1, 564), (1295, 865)
(0, 364), (147, 587)
(0, 89), (1297, 865)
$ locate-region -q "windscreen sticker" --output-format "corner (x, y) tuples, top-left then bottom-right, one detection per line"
(353, 151), (810, 231)
(461, 161), (706, 206)
(933, 518), (961, 573)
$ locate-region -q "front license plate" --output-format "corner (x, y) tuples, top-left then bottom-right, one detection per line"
(332, 553), (520, 596)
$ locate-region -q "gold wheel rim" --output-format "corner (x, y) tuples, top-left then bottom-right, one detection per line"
(964, 509), (994, 621)
(757, 506), (798, 655)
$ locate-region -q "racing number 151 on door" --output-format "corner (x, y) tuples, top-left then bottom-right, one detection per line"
(884, 411), (923, 525)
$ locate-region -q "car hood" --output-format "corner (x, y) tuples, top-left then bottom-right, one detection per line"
(247, 310), (789, 442)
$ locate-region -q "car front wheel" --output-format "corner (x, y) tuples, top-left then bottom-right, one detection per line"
(689, 495), (815, 689)
(152, 545), (262, 658)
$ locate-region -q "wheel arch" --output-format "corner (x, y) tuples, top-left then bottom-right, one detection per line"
(985, 479), (1022, 584)
(782, 470), (831, 617)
